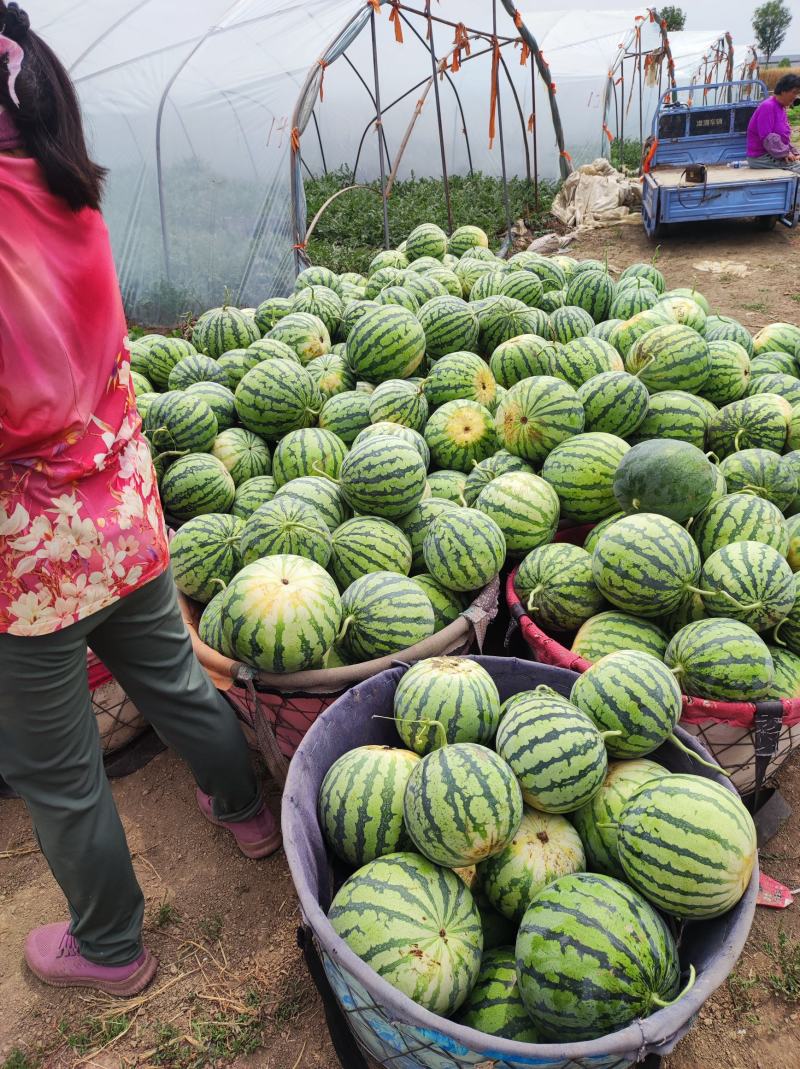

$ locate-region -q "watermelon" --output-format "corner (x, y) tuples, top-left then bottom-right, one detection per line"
(423, 351), (497, 409)
(411, 574), (466, 630)
(576, 371), (649, 438)
(548, 305), (595, 344)
(477, 297), (550, 356)
(495, 376), (585, 464)
(318, 390), (372, 444)
(498, 270), (545, 308)
(514, 544), (604, 631)
(329, 517), (412, 589)
(339, 571), (435, 660)
(235, 360), (321, 440)
(693, 493), (790, 561)
(591, 513), (701, 617)
(134, 393), (159, 423)
(365, 267), (407, 299)
(424, 400), (498, 473)
(374, 285), (419, 313)
(239, 497), (332, 568)
(144, 391), (218, 454)
(306, 353), (356, 400)
(630, 390), (710, 450)
(751, 351), (798, 376)
(424, 510), (506, 592)
(564, 270), (615, 322)
(197, 589), (231, 656)
(463, 451), (533, 506)
(768, 645), (800, 697)
(469, 271), (508, 302)
(130, 371), (153, 396)
(290, 286), (343, 337)
(665, 617), (774, 699)
(211, 428), (272, 485)
(749, 372), (800, 406)
(720, 448), (797, 511)
(266, 312), (330, 364)
(397, 498), (460, 571)
(657, 295), (708, 334)
(221, 554), (341, 672)
(167, 354), (229, 391)
(295, 265), (342, 295)
(347, 306), (426, 383)
(550, 337), (623, 388)
(394, 657), (501, 754)
(185, 381), (237, 431)
(247, 337), (301, 365)
(613, 440), (716, 523)
(617, 775), (757, 919)
(318, 745), (419, 867)
(368, 379), (428, 432)
(142, 337), (198, 389)
(339, 435), (427, 519)
(572, 611), (669, 663)
(539, 290), (566, 313)
(752, 322), (800, 356)
(254, 296), (292, 334)
(515, 872), (680, 1041)
(571, 651), (682, 757)
(705, 315), (754, 355)
(403, 272), (449, 306)
(426, 469), (468, 502)
(625, 323), (711, 394)
(700, 540), (795, 629)
(478, 808), (585, 924)
(475, 472), (560, 557)
(368, 250), (409, 275)
(583, 513), (626, 555)
(495, 688), (608, 813)
(274, 475), (350, 532)
(541, 432), (629, 524)
(404, 742), (522, 868)
(328, 852), (482, 1016)
(513, 256), (566, 292)
(169, 513), (243, 603)
(449, 225), (489, 256)
(776, 576), (800, 654)
(788, 514), (800, 570)
(619, 263), (665, 292)
(417, 296), (480, 359)
(572, 759), (671, 879)
(160, 454), (235, 521)
(455, 948), (538, 1041)
(354, 421), (430, 467)
(406, 222), (448, 261)
(231, 475), (277, 520)
(609, 282), (660, 320)
(707, 394), (790, 458)
(193, 307), (260, 358)
(489, 335), (557, 388)
(454, 258), (496, 298)
(611, 307), (671, 358)
(128, 339), (152, 376)
(271, 428), (347, 487)
(699, 340), (751, 405)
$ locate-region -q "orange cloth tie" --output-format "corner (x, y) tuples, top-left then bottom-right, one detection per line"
(488, 36), (501, 148)
(389, 2), (404, 42)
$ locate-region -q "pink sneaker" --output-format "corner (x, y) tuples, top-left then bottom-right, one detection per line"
(196, 789), (282, 859)
(25, 923), (157, 996)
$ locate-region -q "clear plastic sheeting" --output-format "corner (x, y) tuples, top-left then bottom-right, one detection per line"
(668, 30), (734, 95)
(33, 0), (564, 323)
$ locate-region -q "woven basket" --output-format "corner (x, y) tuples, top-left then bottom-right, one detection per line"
(505, 526), (800, 797)
(88, 653), (147, 755)
(179, 576), (500, 786)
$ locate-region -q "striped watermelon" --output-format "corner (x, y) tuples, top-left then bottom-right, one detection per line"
(449, 225), (489, 257)
(749, 372), (800, 406)
(423, 351), (497, 409)
(424, 510), (506, 592)
(469, 271), (507, 303)
(339, 571), (435, 660)
(211, 428), (271, 485)
(630, 390), (710, 450)
(247, 337), (301, 364)
(788, 514), (800, 570)
(424, 399), (498, 473)
(365, 267), (407, 299)
(548, 305), (595, 344)
(274, 475), (350, 532)
(699, 340), (751, 405)
(589, 320), (622, 346)
(541, 432), (629, 524)
(295, 265), (342, 295)
(197, 589), (231, 656)
(610, 307), (671, 358)
(572, 611), (669, 663)
(705, 315), (754, 355)
(496, 688), (608, 813)
(368, 379), (429, 432)
(751, 351), (798, 376)
(514, 544), (604, 631)
(406, 222), (448, 261)
(417, 295), (480, 358)
(583, 512), (626, 555)
(254, 296), (292, 335)
(591, 513), (701, 617)
(515, 872), (680, 1041)
(577, 371), (649, 438)
(128, 339), (152, 377)
(169, 513), (243, 603)
(489, 335), (557, 388)
(193, 307), (260, 358)
(411, 574), (466, 630)
(144, 391), (218, 454)
(134, 393), (159, 423)
(571, 651), (682, 758)
(626, 323), (711, 394)
(160, 454), (235, 521)
(239, 497), (332, 568)
(613, 440), (715, 524)
(663, 287), (710, 314)
(720, 448), (797, 511)
(373, 285), (419, 313)
(271, 428), (347, 487)
(142, 337), (198, 389)
(426, 469), (468, 503)
(551, 255), (578, 280)
(609, 282), (660, 320)
(617, 775), (757, 918)
(495, 376), (585, 464)
(455, 948), (538, 1041)
(318, 390), (372, 444)
(318, 746), (419, 867)
(707, 394), (790, 457)
(572, 759), (671, 879)
(130, 370), (153, 397)
(700, 540), (795, 629)
(768, 645), (800, 697)
(512, 256), (566, 292)
(221, 554), (341, 672)
(185, 381), (237, 431)
(339, 435), (427, 519)
(231, 475), (277, 520)
(693, 493), (790, 561)
(403, 272), (449, 306)
(618, 263), (666, 292)
(498, 270), (545, 308)
(475, 472), (560, 557)
(752, 322), (800, 356)
(235, 360), (321, 440)
(306, 353), (356, 400)
(657, 295), (707, 334)
(339, 300), (382, 340)
(397, 498), (460, 571)
(328, 852), (482, 1016)
(167, 354), (229, 391)
(421, 268), (462, 298)
(354, 422), (430, 467)
(266, 312), (330, 365)
(454, 258), (496, 298)
(564, 270), (615, 322)
(329, 517), (412, 589)
(477, 299), (550, 356)
(393, 657), (501, 754)
(478, 808), (585, 924)
(403, 743), (523, 867)
(776, 576), (800, 654)
(347, 306), (426, 383)
(368, 250), (409, 274)
(290, 286), (343, 337)
(538, 290), (566, 313)
(550, 337), (624, 388)
(463, 451), (533, 506)
(666, 617), (774, 699)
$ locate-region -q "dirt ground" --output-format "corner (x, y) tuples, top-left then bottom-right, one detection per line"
(3, 217), (800, 1069)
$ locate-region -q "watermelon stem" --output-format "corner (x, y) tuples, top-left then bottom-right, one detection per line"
(651, 964), (697, 1008)
(773, 619), (788, 647)
(600, 731), (623, 741)
(312, 461), (339, 484)
(525, 587), (545, 613)
(734, 429), (745, 451)
(337, 615), (353, 644)
(685, 584), (761, 612)
(667, 733), (728, 775)
(156, 449), (189, 460)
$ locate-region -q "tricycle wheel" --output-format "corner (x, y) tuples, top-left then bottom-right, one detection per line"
(756, 215), (778, 231)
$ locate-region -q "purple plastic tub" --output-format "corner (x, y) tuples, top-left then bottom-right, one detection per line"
(282, 656), (758, 1069)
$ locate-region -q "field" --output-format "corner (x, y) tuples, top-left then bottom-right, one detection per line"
(3, 214), (800, 1069)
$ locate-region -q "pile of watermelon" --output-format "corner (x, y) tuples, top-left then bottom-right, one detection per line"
(319, 655), (757, 1043)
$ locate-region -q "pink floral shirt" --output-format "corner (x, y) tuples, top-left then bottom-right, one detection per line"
(0, 156), (169, 637)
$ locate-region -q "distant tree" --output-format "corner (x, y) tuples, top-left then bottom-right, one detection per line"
(659, 6), (686, 31)
(753, 0), (793, 66)
(778, 56), (792, 67)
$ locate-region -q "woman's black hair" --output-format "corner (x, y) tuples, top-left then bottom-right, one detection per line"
(775, 74), (800, 96)
(0, 2), (106, 210)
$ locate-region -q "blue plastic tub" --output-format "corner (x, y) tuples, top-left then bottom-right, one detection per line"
(283, 656), (758, 1069)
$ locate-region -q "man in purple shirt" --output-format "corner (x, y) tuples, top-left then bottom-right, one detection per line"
(747, 74), (800, 174)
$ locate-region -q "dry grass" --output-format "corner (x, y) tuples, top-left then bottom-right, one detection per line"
(761, 67), (800, 90)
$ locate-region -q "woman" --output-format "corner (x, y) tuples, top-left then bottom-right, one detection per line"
(0, 3), (280, 998)
(747, 73), (800, 174)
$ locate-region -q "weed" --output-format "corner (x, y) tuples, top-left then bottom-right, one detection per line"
(790, 293), (800, 304)
(742, 300), (768, 313)
(272, 973), (314, 1026)
(764, 930), (800, 1001)
(2, 1051), (39, 1069)
(58, 1015), (130, 1055)
(609, 138), (644, 173)
(151, 998), (266, 1069)
(727, 970), (759, 1014)
(153, 900), (181, 928)
(198, 912), (224, 943)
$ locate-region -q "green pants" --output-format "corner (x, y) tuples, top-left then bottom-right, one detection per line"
(0, 570), (260, 965)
